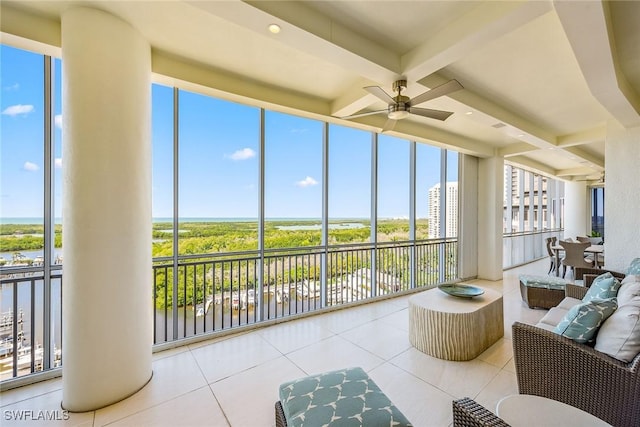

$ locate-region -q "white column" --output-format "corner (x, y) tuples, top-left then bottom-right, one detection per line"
(564, 181), (588, 240)
(458, 154), (478, 280)
(605, 123), (640, 271)
(61, 8), (152, 412)
(477, 156), (504, 280)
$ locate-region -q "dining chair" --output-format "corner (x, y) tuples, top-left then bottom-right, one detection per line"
(559, 240), (594, 278)
(576, 236), (590, 243)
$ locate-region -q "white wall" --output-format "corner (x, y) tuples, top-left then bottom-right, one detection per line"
(605, 123), (640, 272)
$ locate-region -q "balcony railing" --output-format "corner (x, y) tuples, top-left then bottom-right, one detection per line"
(503, 228), (563, 269)
(0, 238), (457, 384)
(152, 239), (457, 344)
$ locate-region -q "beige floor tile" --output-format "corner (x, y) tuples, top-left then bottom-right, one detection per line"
(257, 317), (335, 354)
(0, 389), (94, 427)
(477, 338), (514, 369)
(210, 356), (305, 427)
(94, 351), (207, 426)
(285, 335), (384, 375)
(474, 369), (519, 412)
(368, 362), (455, 427)
(106, 386), (228, 427)
(339, 318), (411, 360)
(379, 308), (410, 331)
(190, 332), (281, 383)
(0, 377), (62, 407)
(391, 347), (501, 398)
(503, 358), (516, 374)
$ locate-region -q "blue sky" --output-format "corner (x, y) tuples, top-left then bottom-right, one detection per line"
(2, 44), (455, 221)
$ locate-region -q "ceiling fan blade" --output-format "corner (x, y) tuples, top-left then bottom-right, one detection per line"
(381, 118), (397, 133)
(410, 79), (463, 107)
(340, 109), (387, 120)
(410, 107), (454, 121)
(364, 86), (395, 104)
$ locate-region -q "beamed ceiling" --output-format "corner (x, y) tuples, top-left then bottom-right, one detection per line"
(2, 0), (639, 183)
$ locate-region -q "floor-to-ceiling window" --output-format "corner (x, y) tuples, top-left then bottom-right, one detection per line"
(2, 43), (462, 384)
(503, 164), (564, 268)
(0, 45), (62, 381)
(591, 186), (604, 241)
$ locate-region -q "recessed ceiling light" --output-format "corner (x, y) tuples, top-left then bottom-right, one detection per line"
(518, 133), (524, 137)
(268, 24), (281, 34)
(465, 111), (473, 115)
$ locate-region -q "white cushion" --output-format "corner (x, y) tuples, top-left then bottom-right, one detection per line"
(557, 297), (582, 310)
(595, 296), (640, 362)
(538, 307), (571, 328)
(617, 281), (640, 306)
(621, 274), (640, 285)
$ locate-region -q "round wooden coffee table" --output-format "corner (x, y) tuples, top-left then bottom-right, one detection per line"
(408, 286), (503, 360)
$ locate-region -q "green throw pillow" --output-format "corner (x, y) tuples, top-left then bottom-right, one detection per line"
(583, 272), (621, 302)
(627, 258), (640, 275)
(554, 298), (617, 343)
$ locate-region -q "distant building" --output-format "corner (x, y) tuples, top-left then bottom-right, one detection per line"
(428, 182), (458, 238)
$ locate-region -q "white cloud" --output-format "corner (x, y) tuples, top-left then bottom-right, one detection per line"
(23, 161), (39, 171)
(296, 176), (318, 187)
(55, 158), (62, 168)
(228, 148), (256, 160)
(2, 104), (35, 117)
(290, 128), (308, 134)
(55, 114), (62, 129)
(4, 83), (20, 91)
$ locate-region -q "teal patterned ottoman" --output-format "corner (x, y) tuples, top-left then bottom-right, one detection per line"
(519, 274), (569, 309)
(276, 367), (412, 426)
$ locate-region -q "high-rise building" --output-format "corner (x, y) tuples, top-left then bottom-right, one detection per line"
(428, 182), (458, 238)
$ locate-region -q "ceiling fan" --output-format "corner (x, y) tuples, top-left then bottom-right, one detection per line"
(340, 79), (464, 132)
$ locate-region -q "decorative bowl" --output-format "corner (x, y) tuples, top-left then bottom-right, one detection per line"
(438, 284), (485, 298)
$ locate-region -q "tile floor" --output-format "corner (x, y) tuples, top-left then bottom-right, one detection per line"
(1, 259), (553, 426)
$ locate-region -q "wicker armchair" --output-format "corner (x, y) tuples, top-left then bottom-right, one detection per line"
(452, 398), (510, 426)
(512, 322), (640, 427)
(574, 266), (626, 287)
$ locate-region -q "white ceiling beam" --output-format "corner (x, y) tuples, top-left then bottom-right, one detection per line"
(418, 73), (557, 147)
(506, 156), (558, 177)
(401, 0), (553, 83)
(562, 146), (604, 169)
(556, 125), (606, 147)
(498, 142), (539, 158)
(554, 0), (640, 127)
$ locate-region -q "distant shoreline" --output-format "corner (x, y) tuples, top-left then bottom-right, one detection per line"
(1, 217), (420, 225)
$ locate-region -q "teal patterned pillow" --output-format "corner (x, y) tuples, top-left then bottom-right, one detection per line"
(583, 272), (621, 302)
(554, 298), (617, 343)
(627, 258), (640, 275)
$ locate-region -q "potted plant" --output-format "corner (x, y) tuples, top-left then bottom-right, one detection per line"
(589, 230), (602, 245)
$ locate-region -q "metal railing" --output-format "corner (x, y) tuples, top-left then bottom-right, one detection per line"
(503, 228), (563, 269)
(152, 239), (457, 344)
(0, 238), (457, 383)
(0, 266), (62, 383)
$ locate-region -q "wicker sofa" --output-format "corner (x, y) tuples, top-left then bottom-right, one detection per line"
(451, 398), (509, 427)
(512, 276), (640, 427)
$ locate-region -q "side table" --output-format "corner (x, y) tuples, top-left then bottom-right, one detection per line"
(497, 394), (611, 426)
(408, 286), (503, 361)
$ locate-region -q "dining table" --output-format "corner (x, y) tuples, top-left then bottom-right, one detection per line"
(551, 244), (604, 276)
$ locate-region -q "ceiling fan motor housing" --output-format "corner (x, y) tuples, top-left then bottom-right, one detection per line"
(388, 100), (410, 119)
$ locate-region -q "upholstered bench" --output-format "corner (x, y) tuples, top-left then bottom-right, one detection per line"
(275, 367), (412, 427)
(519, 274), (569, 309)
